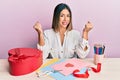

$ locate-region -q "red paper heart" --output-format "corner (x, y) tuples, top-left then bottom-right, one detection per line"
(65, 63), (74, 67)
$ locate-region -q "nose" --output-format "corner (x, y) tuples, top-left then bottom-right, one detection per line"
(64, 16), (67, 21)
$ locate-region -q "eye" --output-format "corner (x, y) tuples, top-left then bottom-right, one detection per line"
(60, 14), (64, 17)
(67, 14), (70, 17)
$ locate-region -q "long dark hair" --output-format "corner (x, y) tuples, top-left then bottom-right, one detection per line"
(52, 3), (73, 32)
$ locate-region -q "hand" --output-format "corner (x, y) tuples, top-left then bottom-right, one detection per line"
(33, 21), (43, 34)
(84, 21), (93, 32)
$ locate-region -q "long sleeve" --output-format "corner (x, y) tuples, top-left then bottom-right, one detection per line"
(37, 29), (90, 59)
(37, 31), (50, 60)
(76, 38), (90, 58)
(64, 30), (90, 59)
(37, 29), (59, 59)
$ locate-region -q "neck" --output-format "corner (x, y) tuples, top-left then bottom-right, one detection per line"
(59, 27), (66, 34)
(58, 27), (66, 46)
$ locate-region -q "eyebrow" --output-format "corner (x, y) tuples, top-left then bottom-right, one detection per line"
(60, 13), (70, 15)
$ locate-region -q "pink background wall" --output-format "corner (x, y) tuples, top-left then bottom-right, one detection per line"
(0, 0), (120, 58)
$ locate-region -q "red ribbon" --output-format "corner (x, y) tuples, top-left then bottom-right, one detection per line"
(8, 48), (35, 62)
(91, 63), (101, 73)
(73, 69), (89, 78)
(73, 63), (101, 78)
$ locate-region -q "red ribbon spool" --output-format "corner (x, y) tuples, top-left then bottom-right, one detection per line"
(73, 63), (101, 78)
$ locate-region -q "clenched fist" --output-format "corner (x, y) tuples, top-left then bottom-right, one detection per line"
(33, 21), (43, 34)
(84, 21), (93, 32)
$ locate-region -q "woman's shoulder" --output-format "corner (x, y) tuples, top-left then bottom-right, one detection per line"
(44, 29), (54, 33)
(67, 29), (81, 39)
(44, 29), (55, 35)
(69, 29), (80, 34)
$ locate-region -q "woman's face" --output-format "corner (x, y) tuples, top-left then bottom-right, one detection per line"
(59, 9), (70, 29)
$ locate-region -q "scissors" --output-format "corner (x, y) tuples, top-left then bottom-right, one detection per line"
(36, 70), (62, 77)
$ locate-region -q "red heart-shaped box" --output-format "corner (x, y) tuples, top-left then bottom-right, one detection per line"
(8, 48), (43, 76)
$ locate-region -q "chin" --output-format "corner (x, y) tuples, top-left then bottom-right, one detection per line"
(62, 25), (68, 28)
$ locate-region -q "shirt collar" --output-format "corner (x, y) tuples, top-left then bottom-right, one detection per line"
(56, 30), (68, 36)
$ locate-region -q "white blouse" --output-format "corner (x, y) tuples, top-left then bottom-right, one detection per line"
(37, 29), (90, 60)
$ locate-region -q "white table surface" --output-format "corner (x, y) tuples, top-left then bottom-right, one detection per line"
(0, 58), (120, 80)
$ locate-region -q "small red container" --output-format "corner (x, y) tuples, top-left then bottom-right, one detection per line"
(8, 48), (43, 76)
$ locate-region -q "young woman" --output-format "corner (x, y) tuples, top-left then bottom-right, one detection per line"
(33, 3), (93, 59)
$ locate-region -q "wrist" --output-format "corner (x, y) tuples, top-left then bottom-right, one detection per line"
(83, 28), (88, 33)
(38, 31), (43, 37)
(37, 29), (43, 34)
(82, 29), (88, 40)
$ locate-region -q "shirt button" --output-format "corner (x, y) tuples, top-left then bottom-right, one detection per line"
(61, 51), (63, 53)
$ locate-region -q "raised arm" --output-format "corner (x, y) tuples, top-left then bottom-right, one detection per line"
(33, 21), (45, 46)
(82, 21), (93, 51)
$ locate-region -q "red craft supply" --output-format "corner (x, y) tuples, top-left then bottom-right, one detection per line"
(73, 69), (89, 78)
(73, 63), (101, 78)
(8, 48), (43, 76)
(65, 63), (74, 67)
(91, 63), (101, 73)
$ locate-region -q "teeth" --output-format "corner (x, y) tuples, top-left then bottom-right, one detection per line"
(62, 22), (67, 25)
